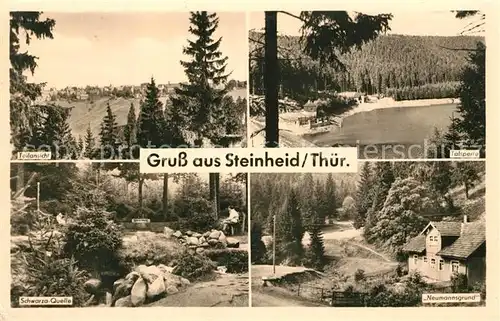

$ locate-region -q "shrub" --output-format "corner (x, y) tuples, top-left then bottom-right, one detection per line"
(204, 249), (249, 274)
(172, 251), (217, 281)
(172, 196), (217, 231)
(11, 255), (89, 307)
(354, 269), (366, 283)
(63, 207), (123, 274)
(451, 272), (469, 292)
(118, 232), (184, 270)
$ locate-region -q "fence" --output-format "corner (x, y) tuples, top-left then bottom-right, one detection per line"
(293, 283), (367, 307)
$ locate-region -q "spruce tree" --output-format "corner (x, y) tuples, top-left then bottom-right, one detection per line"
(313, 178), (327, 224)
(123, 102), (137, 148)
(450, 42), (486, 155)
(99, 102), (119, 160)
(250, 221), (267, 264)
(300, 173), (315, 230)
(354, 162), (372, 228)
(307, 216), (326, 271)
(170, 11), (231, 145)
(39, 105), (77, 159)
(324, 173), (337, 220)
(137, 77), (167, 149)
(77, 136), (84, 157)
(83, 124), (96, 159)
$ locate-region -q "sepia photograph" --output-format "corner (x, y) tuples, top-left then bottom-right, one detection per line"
(248, 11), (485, 159)
(250, 161), (485, 307)
(10, 11), (248, 161)
(11, 162), (249, 307)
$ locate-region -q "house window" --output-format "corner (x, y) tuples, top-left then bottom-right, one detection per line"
(413, 255), (418, 264)
(439, 259), (444, 271)
(424, 257), (428, 263)
(430, 258), (436, 268)
(451, 261), (460, 273)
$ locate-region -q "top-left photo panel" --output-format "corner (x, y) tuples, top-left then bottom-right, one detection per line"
(10, 11), (248, 161)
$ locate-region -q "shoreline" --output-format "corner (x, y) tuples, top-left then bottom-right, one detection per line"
(249, 97), (460, 145)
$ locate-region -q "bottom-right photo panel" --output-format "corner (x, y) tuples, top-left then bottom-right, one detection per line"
(250, 161), (486, 307)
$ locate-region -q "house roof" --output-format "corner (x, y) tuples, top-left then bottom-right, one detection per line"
(419, 221), (462, 237)
(402, 235), (426, 253)
(437, 221), (486, 260)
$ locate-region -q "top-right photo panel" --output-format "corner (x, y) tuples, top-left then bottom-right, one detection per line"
(249, 11), (486, 159)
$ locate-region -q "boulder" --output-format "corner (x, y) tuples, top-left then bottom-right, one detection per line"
(84, 278), (102, 295)
(200, 242), (210, 247)
(163, 227), (174, 238)
(180, 277), (191, 286)
(157, 264), (174, 275)
(207, 239), (219, 246)
(130, 278), (147, 307)
(112, 278), (125, 293)
(165, 286), (179, 295)
(173, 231), (182, 238)
(203, 231), (211, 238)
(199, 236), (206, 244)
(195, 247), (205, 255)
(114, 295), (133, 307)
(125, 271), (140, 283)
(209, 230), (221, 239)
(146, 273), (166, 299)
(105, 292), (113, 307)
(185, 230), (193, 236)
(186, 237), (199, 246)
(218, 232), (227, 243)
(193, 232), (202, 238)
(113, 279), (134, 302)
(226, 237), (240, 248)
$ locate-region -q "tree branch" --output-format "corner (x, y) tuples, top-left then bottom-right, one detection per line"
(277, 11), (309, 24)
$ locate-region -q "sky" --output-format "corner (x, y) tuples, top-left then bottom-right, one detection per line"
(248, 11), (480, 37)
(21, 12), (247, 88)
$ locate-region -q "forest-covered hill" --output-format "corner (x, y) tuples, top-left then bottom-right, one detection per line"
(249, 31), (484, 99)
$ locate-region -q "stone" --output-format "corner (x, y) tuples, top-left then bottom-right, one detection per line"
(166, 286), (179, 295)
(218, 232), (226, 242)
(146, 273), (166, 299)
(226, 237), (240, 248)
(114, 295), (133, 307)
(130, 277), (147, 307)
(198, 236), (206, 244)
(84, 278), (102, 295)
(209, 230), (221, 239)
(193, 232), (202, 238)
(105, 292), (113, 307)
(200, 242), (210, 247)
(125, 271), (140, 283)
(113, 279), (134, 302)
(157, 264), (174, 275)
(173, 231), (182, 238)
(195, 247), (205, 255)
(203, 231), (211, 238)
(186, 237), (199, 246)
(163, 227), (174, 238)
(180, 277), (191, 286)
(208, 239), (218, 246)
(185, 230), (193, 236)
(112, 278), (125, 294)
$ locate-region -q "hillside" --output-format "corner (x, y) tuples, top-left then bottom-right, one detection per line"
(249, 32), (483, 95)
(48, 88), (247, 139)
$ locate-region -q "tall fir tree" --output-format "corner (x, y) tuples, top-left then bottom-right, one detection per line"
(275, 187), (304, 264)
(313, 178), (327, 224)
(324, 173), (337, 220)
(300, 173), (316, 230)
(99, 102), (119, 160)
(354, 162), (372, 229)
(449, 42), (486, 155)
(170, 11), (231, 145)
(307, 215), (327, 271)
(39, 105), (78, 159)
(123, 102), (138, 157)
(83, 124), (96, 159)
(137, 77), (167, 149)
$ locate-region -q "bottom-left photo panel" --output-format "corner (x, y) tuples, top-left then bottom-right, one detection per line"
(10, 162), (249, 308)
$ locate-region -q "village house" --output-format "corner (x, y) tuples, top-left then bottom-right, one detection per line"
(403, 216), (485, 285)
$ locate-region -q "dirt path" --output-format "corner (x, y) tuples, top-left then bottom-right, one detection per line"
(148, 273), (249, 307)
(252, 287), (325, 307)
